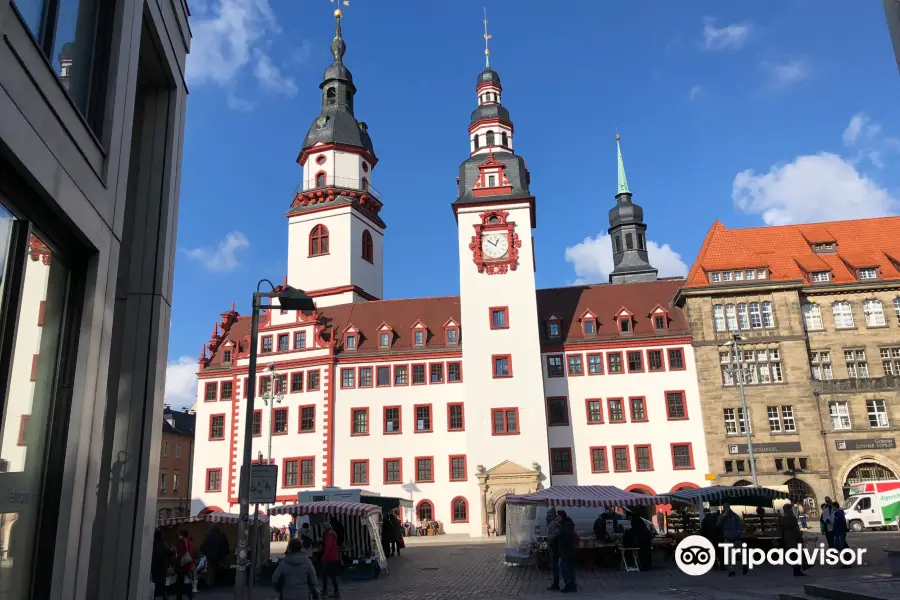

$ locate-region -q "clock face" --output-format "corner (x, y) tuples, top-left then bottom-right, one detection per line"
(481, 232), (509, 259)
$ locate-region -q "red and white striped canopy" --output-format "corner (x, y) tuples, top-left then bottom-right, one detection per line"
(269, 501), (381, 518)
(157, 511), (268, 527)
(507, 485), (669, 508)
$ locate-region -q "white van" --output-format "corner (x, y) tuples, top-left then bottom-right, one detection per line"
(841, 480), (900, 532)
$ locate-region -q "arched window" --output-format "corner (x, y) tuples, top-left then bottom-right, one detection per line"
(362, 230), (374, 263)
(326, 87), (336, 105)
(345, 90), (353, 108)
(801, 304), (823, 331)
(501, 131), (508, 147)
(451, 497), (468, 523)
(863, 299), (886, 327)
(486, 130), (495, 146)
(615, 236), (622, 252)
(361, 177), (369, 190)
(473, 134), (480, 149)
(309, 225), (329, 257)
(416, 500), (434, 522)
(315, 171), (326, 187)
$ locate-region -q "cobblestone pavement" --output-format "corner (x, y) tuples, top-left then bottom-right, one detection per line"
(202, 532), (898, 600)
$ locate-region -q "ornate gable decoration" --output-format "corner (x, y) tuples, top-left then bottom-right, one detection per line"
(472, 150), (513, 197)
(469, 210), (522, 275)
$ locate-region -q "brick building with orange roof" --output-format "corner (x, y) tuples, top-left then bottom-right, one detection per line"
(676, 216), (900, 522)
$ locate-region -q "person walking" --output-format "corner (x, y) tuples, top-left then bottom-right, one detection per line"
(151, 529), (171, 599)
(718, 503), (748, 576)
(831, 501), (851, 567)
(273, 538), (320, 600)
(545, 508), (561, 591)
(390, 513), (403, 556)
(557, 510), (578, 593)
(821, 497), (836, 548)
(780, 504), (806, 576)
(630, 514), (653, 571)
(381, 513), (395, 557)
(173, 529), (196, 600)
(320, 522), (341, 598)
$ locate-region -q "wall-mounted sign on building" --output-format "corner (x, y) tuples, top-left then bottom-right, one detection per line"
(728, 442), (802, 455)
(835, 439), (897, 451)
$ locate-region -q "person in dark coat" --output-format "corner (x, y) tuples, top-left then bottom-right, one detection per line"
(630, 515), (654, 571)
(556, 510), (578, 593)
(151, 529), (171, 599)
(381, 514), (395, 557)
(545, 508), (561, 591)
(700, 511), (722, 570)
(329, 517), (346, 548)
(593, 513), (609, 543)
(780, 504), (806, 576)
(390, 513), (403, 556)
(200, 525), (229, 587)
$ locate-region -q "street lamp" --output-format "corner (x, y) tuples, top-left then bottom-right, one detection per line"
(724, 332), (759, 487)
(235, 281), (314, 600)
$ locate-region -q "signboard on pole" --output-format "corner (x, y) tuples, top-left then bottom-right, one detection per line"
(239, 464), (278, 504)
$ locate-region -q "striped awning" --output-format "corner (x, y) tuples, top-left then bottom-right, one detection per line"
(507, 485), (670, 508)
(269, 501), (381, 518)
(157, 511), (268, 527)
(666, 485), (790, 505)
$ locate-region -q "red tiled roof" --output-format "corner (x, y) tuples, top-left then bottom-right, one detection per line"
(201, 279), (688, 371)
(685, 216), (900, 288)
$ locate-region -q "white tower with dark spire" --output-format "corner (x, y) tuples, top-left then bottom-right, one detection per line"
(286, 8), (385, 307)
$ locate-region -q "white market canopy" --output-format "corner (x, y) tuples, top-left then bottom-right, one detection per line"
(666, 485), (790, 506)
(269, 501), (381, 518)
(157, 511), (268, 527)
(507, 485), (670, 508)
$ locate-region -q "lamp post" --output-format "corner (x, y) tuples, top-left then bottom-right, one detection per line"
(234, 281), (314, 600)
(725, 332), (759, 487)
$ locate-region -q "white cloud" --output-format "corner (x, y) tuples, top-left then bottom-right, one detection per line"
(841, 113), (899, 169)
(764, 58), (810, 87)
(842, 113), (881, 146)
(182, 231), (250, 272)
(564, 233), (689, 285)
(687, 85), (702, 101)
(732, 153), (898, 225)
(702, 18), (752, 51)
(188, 0), (298, 104)
(165, 356), (199, 410)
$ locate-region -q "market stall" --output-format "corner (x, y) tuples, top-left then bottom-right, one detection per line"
(269, 501), (388, 577)
(505, 486), (673, 566)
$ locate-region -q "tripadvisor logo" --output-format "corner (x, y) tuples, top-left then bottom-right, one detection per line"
(675, 535), (866, 576)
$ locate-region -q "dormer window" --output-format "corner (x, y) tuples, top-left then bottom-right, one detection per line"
(443, 319), (460, 345)
(710, 272), (721, 283)
(811, 271), (831, 283)
(414, 330), (425, 346)
(619, 318), (630, 333)
(859, 268), (878, 280)
(812, 243), (835, 253)
(379, 332), (391, 348)
(488, 175), (496, 187)
(345, 334), (357, 350)
(547, 317), (561, 338)
(411, 321), (428, 347)
(223, 349), (232, 363)
(584, 320), (595, 336)
(654, 315), (666, 330)
(722, 272), (733, 282)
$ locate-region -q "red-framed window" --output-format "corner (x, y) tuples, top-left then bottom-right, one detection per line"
(414, 404), (432, 433)
(412, 363), (427, 385)
(546, 396), (569, 427)
(283, 456), (315, 488)
(219, 381), (233, 401)
(258, 375), (271, 396)
(447, 403), (465, 431)
(550, 447), (574, 475)
(546, 354), (564, 378)
(376, 365), (391, 387)
(491, 408), (519, 435)
(647, 349), (665, 372)
(204, 382), (217, 402)
(607, 352), (624, 374)
(412, 325), (427, 347)
(251, 409), (262, 437)
(489, 306), (509, 330)
(629, 397), (648, 422)
(378, 329), (393, 349)
(315, 170), (326, 187)
(589, 447), (608, 473)
(587, 353), (604, 375)
(671, 443), (695, 470)
(243, 377), (249, 398)
(415, 456), (435, 483)
(451, 497), (469, 523)
(294, 331), (307, 350)
(340, 367), (356, 389)
(416, 500), (434, 522)
(383, 458), (402, 484)
(492, 354), (512, 378)
(666, 390), (689, 420)
(653, 311), (669, 331)
(430, 363), (444, 383)
(205, 468), (223, 492)
(358, 366), (373, 388)
(261, 335), (273, 354)
(308, 370), (320, 391)
(448, 361), (463, 383)
(350, 459), (369, 485)
(394, 365), (409, 386)
(298, 405), (316, 433)
(667, 348), (686, 370)
(277, 333), (289, 352)
(345, 331), (358, 351)
(291, 371), (304, 393)
(618, 315), (632, 334)
(635, 444), (654, 471)
(351, 407), (369, 436)
(383, 406), (401, 434)
(272, 407), (288, 435)
(567, 354), (584, 376)
(612, 445), (631, 472)
(209, 414), (226, 441)
(582, 315), (597, 336)
(445, 324), (460, 345)
(362, 229), (374, 263)
(627, 350), (644, 373)
(585, 399), (603, 424)
(607, 398), (625, 423)
(449, 455), (467, 481)
(274, 373), (287, 395)
(309, 224), (329, 256)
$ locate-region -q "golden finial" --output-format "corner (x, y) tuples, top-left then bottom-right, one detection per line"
(483, 7), (492, 68)
(616, 134), (621, 141)
(330, 0), (349, 18)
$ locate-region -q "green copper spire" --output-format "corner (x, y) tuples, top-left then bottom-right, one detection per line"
(483, 8), (492, 68)
(616, 134), (630, 196)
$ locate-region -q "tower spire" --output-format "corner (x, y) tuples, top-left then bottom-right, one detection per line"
(616, 134), (630, 196)
(330, 1), (348, 63)
(483, 7), (492, 68)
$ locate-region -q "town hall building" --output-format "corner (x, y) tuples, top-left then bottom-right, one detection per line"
(189, 10), (709, 536)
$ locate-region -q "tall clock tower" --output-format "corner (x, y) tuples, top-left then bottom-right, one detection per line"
(454, 24), (550, 536)
(287, 9), (385, 307)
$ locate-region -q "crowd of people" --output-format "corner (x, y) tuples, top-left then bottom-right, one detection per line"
(380, 512), (405, 557)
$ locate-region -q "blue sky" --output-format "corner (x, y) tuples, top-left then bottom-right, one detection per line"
(165, 0), (900, 407)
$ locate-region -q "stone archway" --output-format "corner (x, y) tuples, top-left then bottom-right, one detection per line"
(842, 460), (899, 498)
(476, 460), (542, 536)
(785, 477), (817, 514)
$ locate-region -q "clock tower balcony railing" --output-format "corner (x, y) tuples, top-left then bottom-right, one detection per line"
(296, 175), (382, 201)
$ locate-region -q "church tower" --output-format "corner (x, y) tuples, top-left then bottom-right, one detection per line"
(287, 8), (384, 307)
(608, 136), (658, 284)
(454, 14), (550, 536)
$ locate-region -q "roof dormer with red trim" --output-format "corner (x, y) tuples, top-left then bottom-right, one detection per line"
(410, 320), (429, 347)
(443, 318), (461, 345)
(343, 324), (359, 352)
(472, 150), (513, 197)
(579, 310), (597, 337)
(615, 307), (634, 335)
(649, 304), (669, 331)
(546, 314), (562, 340)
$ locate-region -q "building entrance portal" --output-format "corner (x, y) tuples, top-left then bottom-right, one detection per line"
(476, 460), (542, 536)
